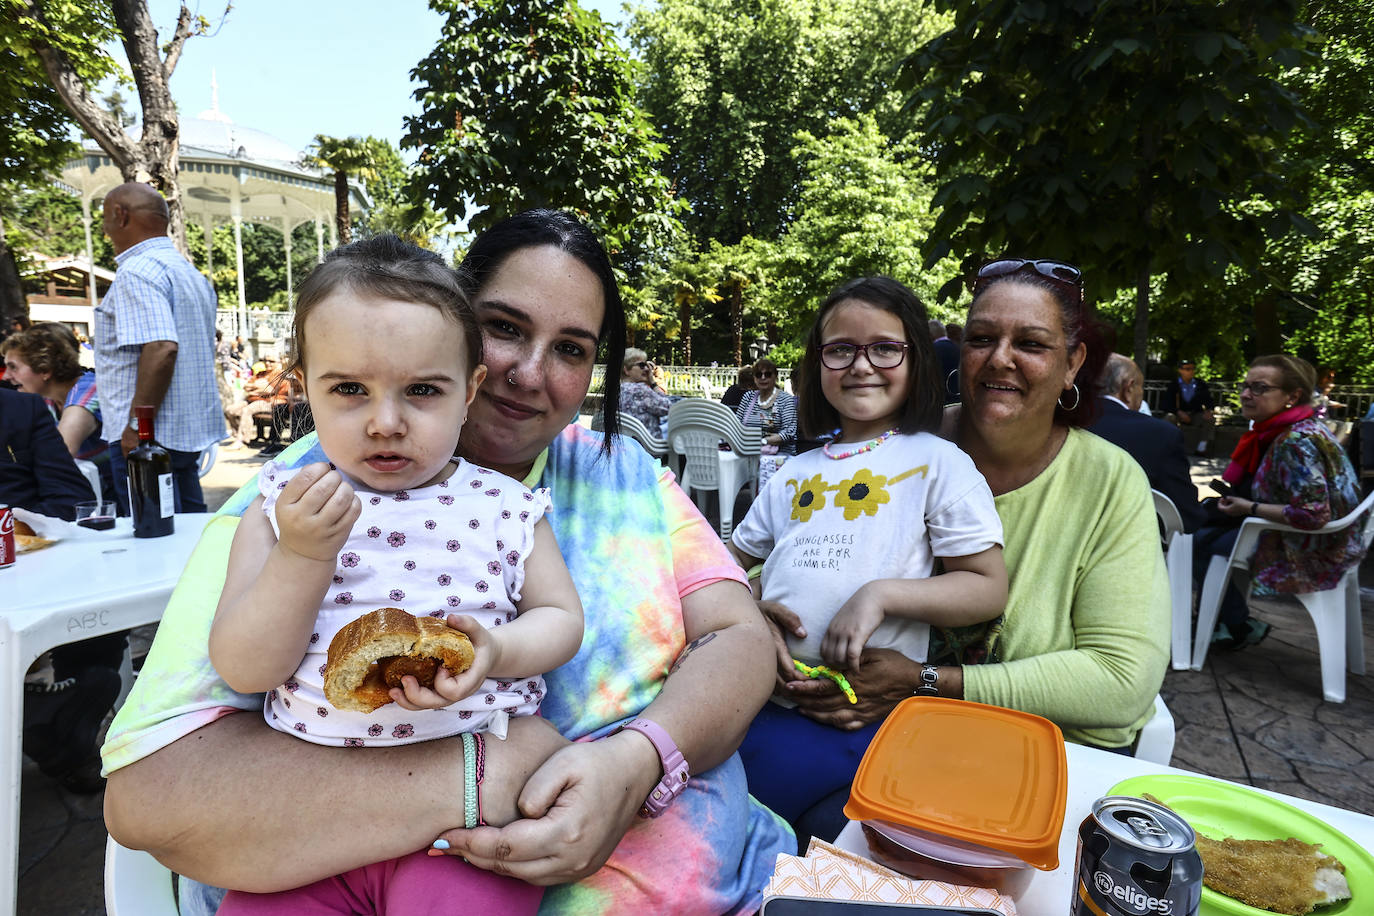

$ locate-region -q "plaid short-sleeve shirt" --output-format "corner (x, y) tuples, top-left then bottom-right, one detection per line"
(94, 237), (225, 452)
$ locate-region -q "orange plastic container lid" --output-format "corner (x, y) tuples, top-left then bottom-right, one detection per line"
(843, 696), (1067, 870)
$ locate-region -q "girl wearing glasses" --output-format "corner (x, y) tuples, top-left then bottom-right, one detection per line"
(1194, 355), (1365, 650)
(738, 261), (1172, 842)
(728, 276), (1008, 841)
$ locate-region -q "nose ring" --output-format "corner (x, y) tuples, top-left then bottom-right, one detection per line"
(507, 375), (516, 386)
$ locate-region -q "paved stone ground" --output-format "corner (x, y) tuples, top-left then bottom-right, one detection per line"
(16, 446), (1373, 913)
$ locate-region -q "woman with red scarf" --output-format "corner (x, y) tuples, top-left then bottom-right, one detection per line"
(1193, 355), (1366, 649)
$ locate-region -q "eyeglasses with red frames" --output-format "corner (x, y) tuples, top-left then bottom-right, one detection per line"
(817, 340), (909, 370)
(973, 258), (1084, 302)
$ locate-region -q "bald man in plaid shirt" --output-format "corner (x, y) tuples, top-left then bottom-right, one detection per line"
(96, 182), (224, 515)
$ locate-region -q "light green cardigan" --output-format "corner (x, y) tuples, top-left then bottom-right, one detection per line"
(963, 428), (1170, 749)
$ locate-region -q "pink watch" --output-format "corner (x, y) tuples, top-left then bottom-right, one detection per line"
(614, 717), (690, 818)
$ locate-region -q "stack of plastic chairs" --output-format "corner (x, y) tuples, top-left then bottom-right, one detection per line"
(666, 398), (762, 539)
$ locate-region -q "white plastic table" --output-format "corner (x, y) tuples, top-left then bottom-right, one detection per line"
(833, 741), (1374, 913)
(0, 513), (213, 916)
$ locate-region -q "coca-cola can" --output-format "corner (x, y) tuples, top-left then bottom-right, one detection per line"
(1071, 795), (1202, 916)
(0, 504), (14, 569)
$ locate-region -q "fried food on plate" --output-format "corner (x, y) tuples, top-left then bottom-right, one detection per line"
(15, 533), (56, 553)
(1195, 834), (1351, 915)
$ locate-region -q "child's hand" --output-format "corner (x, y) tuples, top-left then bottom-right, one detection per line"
(274, 462), (362, 563)
(821, 583), (885, 671)
(390, 614), (498, 711)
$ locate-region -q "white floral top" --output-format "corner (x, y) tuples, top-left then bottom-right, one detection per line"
(259, 457), (552, 746)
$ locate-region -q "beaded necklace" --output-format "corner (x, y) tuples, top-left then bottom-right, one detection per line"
(823, 427), (898, 460)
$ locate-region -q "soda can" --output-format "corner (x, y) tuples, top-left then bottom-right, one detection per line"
(0, 504), (14, 569)
(1071, 795), (1202, 916)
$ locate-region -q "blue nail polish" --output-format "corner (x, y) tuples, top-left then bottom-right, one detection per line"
(431, 838), (450, 850)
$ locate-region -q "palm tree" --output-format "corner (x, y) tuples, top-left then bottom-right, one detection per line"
(304, 135), (384, 245)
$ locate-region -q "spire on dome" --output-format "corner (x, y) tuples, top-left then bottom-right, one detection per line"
(197, 68), (233, 124)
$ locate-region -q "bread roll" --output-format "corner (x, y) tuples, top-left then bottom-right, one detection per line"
(323, 608), (474, 713)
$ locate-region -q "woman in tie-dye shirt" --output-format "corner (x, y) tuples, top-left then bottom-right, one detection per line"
(102, 210), (792, 916)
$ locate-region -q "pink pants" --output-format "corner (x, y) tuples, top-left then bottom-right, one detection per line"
(216, 849), (542, 915)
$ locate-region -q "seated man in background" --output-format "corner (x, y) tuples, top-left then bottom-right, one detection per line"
(1164, 358), (1216, 455)
(225, 356), (289, 448)
(1090, 354), (1205, 532)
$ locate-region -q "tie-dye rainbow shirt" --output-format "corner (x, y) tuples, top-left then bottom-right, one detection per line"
(102, 424), (793, 915)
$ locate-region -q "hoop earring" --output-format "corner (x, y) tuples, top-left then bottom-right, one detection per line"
(946, 368), (959, 391)
(1057, 383), (1081, 411)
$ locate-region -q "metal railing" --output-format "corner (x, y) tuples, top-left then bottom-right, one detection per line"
(1143, 381), (1374, 422)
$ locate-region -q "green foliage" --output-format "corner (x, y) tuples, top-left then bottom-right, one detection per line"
(0, 183), (114, 268)
(765, 114), (965, 343)
(186, 222), (318, 311)
(630, 0), (947, 245)
(903, 0), (1317, 366)
(1, 0), (120, 184)
(404, 0), (682, 256)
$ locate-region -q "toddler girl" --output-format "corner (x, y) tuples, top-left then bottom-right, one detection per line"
(210, 235), (583, 914)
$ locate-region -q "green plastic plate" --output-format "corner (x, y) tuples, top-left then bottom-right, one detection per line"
(1109, 774), (1370, 916)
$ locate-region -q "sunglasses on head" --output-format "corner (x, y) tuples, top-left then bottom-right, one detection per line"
(972, 259), (1084, 301)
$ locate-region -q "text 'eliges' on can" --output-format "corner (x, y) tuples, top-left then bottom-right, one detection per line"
(1071, 795), (1203, 916)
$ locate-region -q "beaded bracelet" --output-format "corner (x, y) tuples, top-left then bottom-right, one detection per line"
(461, 732), (486, 829)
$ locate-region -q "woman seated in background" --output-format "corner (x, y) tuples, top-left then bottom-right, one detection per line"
(617, 346), (671, 433)
(721, 365), (755, 407)
(1194, 355), (1366, 649)
(1, 322), (112, 496)
(759, 258), (1169, 840)
(735, 356), (798, 488)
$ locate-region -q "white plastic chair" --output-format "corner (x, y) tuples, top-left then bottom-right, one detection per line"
(1190, 488), (1374, 702)
(1151, 490), (1195, 670)
(615, 413), (670, 461)
(1132, 694), (1176, 765)
(667, 398), (762, 539)
(105, 834), (179, 915)
(74, 457), (102, 502)
(198, 441), (218, 479)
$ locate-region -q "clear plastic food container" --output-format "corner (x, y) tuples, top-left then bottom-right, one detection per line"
(844, 697), (1068, 892)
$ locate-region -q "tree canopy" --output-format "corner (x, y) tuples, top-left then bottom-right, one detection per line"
(903, 0), (1317, 368)
(630, 0), (945, 246)
(404, 0), (681, 255)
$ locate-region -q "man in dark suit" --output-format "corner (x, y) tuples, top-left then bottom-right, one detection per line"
(0, 387), (94, 517)
(1089, 354), (1205, 532)
(1, 388), (120, 793)
(929, 319), (960, 404)
(1163, 358), (1216, 455)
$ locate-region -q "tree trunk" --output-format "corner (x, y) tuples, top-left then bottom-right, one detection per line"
(0, 216), (28, 329)
(1254, 295), (1280, 355)
(335, 171), (352, 245)
(729, 280), (743, 367)
(1133, 260), (1150, 370)
(24, 0), (199, 254)
(678, 296), (693, 365)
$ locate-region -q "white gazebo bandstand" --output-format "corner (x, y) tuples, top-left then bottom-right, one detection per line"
(60, 86), (367, 339)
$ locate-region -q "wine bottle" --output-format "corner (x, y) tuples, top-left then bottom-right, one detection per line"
(128, 405), (175, 538)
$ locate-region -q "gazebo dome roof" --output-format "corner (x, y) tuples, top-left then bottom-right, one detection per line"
(179, 116), (304, 169)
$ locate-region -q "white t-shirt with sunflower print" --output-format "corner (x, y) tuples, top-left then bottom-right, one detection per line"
(731, 431), (1002, 668)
